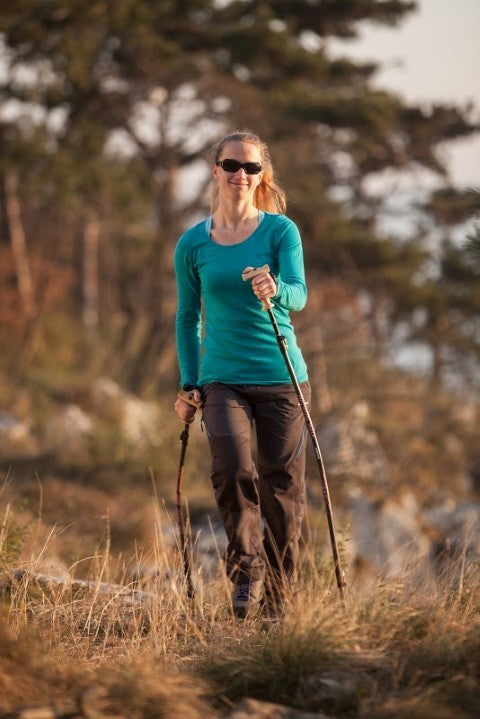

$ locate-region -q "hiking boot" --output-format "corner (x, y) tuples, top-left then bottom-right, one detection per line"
(231, 581), (263, 618)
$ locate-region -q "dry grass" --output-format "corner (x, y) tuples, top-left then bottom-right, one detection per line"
(1, 496), (479, 719)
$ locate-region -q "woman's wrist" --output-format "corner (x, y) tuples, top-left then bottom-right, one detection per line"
(269, 272), (279, 297)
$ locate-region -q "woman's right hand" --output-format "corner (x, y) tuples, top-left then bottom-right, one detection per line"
(174, 389), (203, 423)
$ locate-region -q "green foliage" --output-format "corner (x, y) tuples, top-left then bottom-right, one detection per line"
(463, 188), (480, 273)
(465, 231), (480, 273)
(0, 0), (479, 395)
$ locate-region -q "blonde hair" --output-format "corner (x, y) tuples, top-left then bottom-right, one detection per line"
(209, 131), (286, 214)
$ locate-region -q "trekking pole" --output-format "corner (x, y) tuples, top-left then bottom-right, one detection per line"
(242, 265), (346, 606)
(175, 389), (202, 599)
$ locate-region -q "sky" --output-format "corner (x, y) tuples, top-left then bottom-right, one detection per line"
(328, 0), (479, 375)
(2, 0), (478, 188)
(328, 0), (480, 188)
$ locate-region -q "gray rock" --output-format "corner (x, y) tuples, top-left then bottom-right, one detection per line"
(0, 411), (38, 459)
(42, 403), (94, 464)
(347, 489), (431, 578)
(193, 518), (228, 579)
(316, 404), (390, 492)
(424, 498), (480, 576)
(89, 377), (161, 450)
(223, 697), (334, 719)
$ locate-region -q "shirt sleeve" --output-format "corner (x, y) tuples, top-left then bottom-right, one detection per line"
(273, 218), (307, 312)
(174, 234), (202, 388)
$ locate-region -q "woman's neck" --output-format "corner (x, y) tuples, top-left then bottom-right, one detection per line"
(212, 200), (258, 232)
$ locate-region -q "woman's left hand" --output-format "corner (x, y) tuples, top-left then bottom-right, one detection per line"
(174, 389), (202, 423)
(247, 268), (277, 304)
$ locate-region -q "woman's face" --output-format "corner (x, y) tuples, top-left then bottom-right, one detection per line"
(213, 141), (263, 204)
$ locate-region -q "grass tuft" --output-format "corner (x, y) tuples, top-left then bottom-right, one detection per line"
(0, 499), (479, 718)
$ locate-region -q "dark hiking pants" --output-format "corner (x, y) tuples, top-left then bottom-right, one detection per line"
(202, 382), (310, 590)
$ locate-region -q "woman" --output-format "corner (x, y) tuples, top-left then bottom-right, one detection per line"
(174, 130), (310, 617)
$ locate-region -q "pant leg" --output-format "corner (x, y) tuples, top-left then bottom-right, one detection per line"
(202, 383), (265, 584)
(253, 382), (311, 590)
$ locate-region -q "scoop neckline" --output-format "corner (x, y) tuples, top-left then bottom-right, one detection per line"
(205, 211), (266, 246)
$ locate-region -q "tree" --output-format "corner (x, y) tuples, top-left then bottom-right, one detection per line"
(393, 187), (480, 387)
(464, 188), (480, 274)
(1, 0), (478, 396)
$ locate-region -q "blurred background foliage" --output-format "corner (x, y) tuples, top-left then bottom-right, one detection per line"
(0, 0), (479, 499)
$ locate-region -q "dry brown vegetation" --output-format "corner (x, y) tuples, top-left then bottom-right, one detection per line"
(1, 356), (479, 719)
(1, 479), (479, 719)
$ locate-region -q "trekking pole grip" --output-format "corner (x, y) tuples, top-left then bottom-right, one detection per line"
(177, 389), (203, 409)
(241, 264), (274, 310)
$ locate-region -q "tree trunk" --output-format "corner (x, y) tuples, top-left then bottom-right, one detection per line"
(309, 322), (333, 416)
(301, 285), (333, 416)
(124, 162), (181, 393)
(4, 170), (36, 319)
(369, 290), (390, 360)
(430, 336), (444, 388)
(83, 209), (100, 331)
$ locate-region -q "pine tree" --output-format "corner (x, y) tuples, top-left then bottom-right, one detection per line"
(464, 189), (480, 274)
(1, 0), (478, 393)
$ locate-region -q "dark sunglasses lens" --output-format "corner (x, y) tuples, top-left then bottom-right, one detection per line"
(221, 159), (241, 172)
(244, 162), (262, 174)
(219, 159), (262, 174)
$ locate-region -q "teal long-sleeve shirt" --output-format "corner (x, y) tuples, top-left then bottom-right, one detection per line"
(174, 212), (308, 388)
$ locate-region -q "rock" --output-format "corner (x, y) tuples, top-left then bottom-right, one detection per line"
(39, 378), (163, 464)
(10, 568), (154, 605)
(193, 517), (228, 579)
(223, 697), (333, 719)
(424, 499), (480, 539)
(159, 514), (227, 582)
(17, 708), (56, 719)
(34, 557), (71, 581)
(0, 411), (38, 459)
(42, 404), (94, 465)
(344, 487), (479, 584)
(316, 406), (390, 492)
(424, 498), (480, 570)
(298, 667), (378, 716)
(128, 561), (163, 585)
(89, 377), (161, 450)
(301, 672), (357, 702)
(347, 489), (431, 578)
(89, 377), (127, 419)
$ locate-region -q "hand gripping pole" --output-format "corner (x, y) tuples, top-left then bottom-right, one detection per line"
(242, 265), (346, 606)
(176, 389), (202, 598)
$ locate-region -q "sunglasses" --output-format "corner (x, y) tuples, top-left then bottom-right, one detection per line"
(216, 159), (262, 175)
